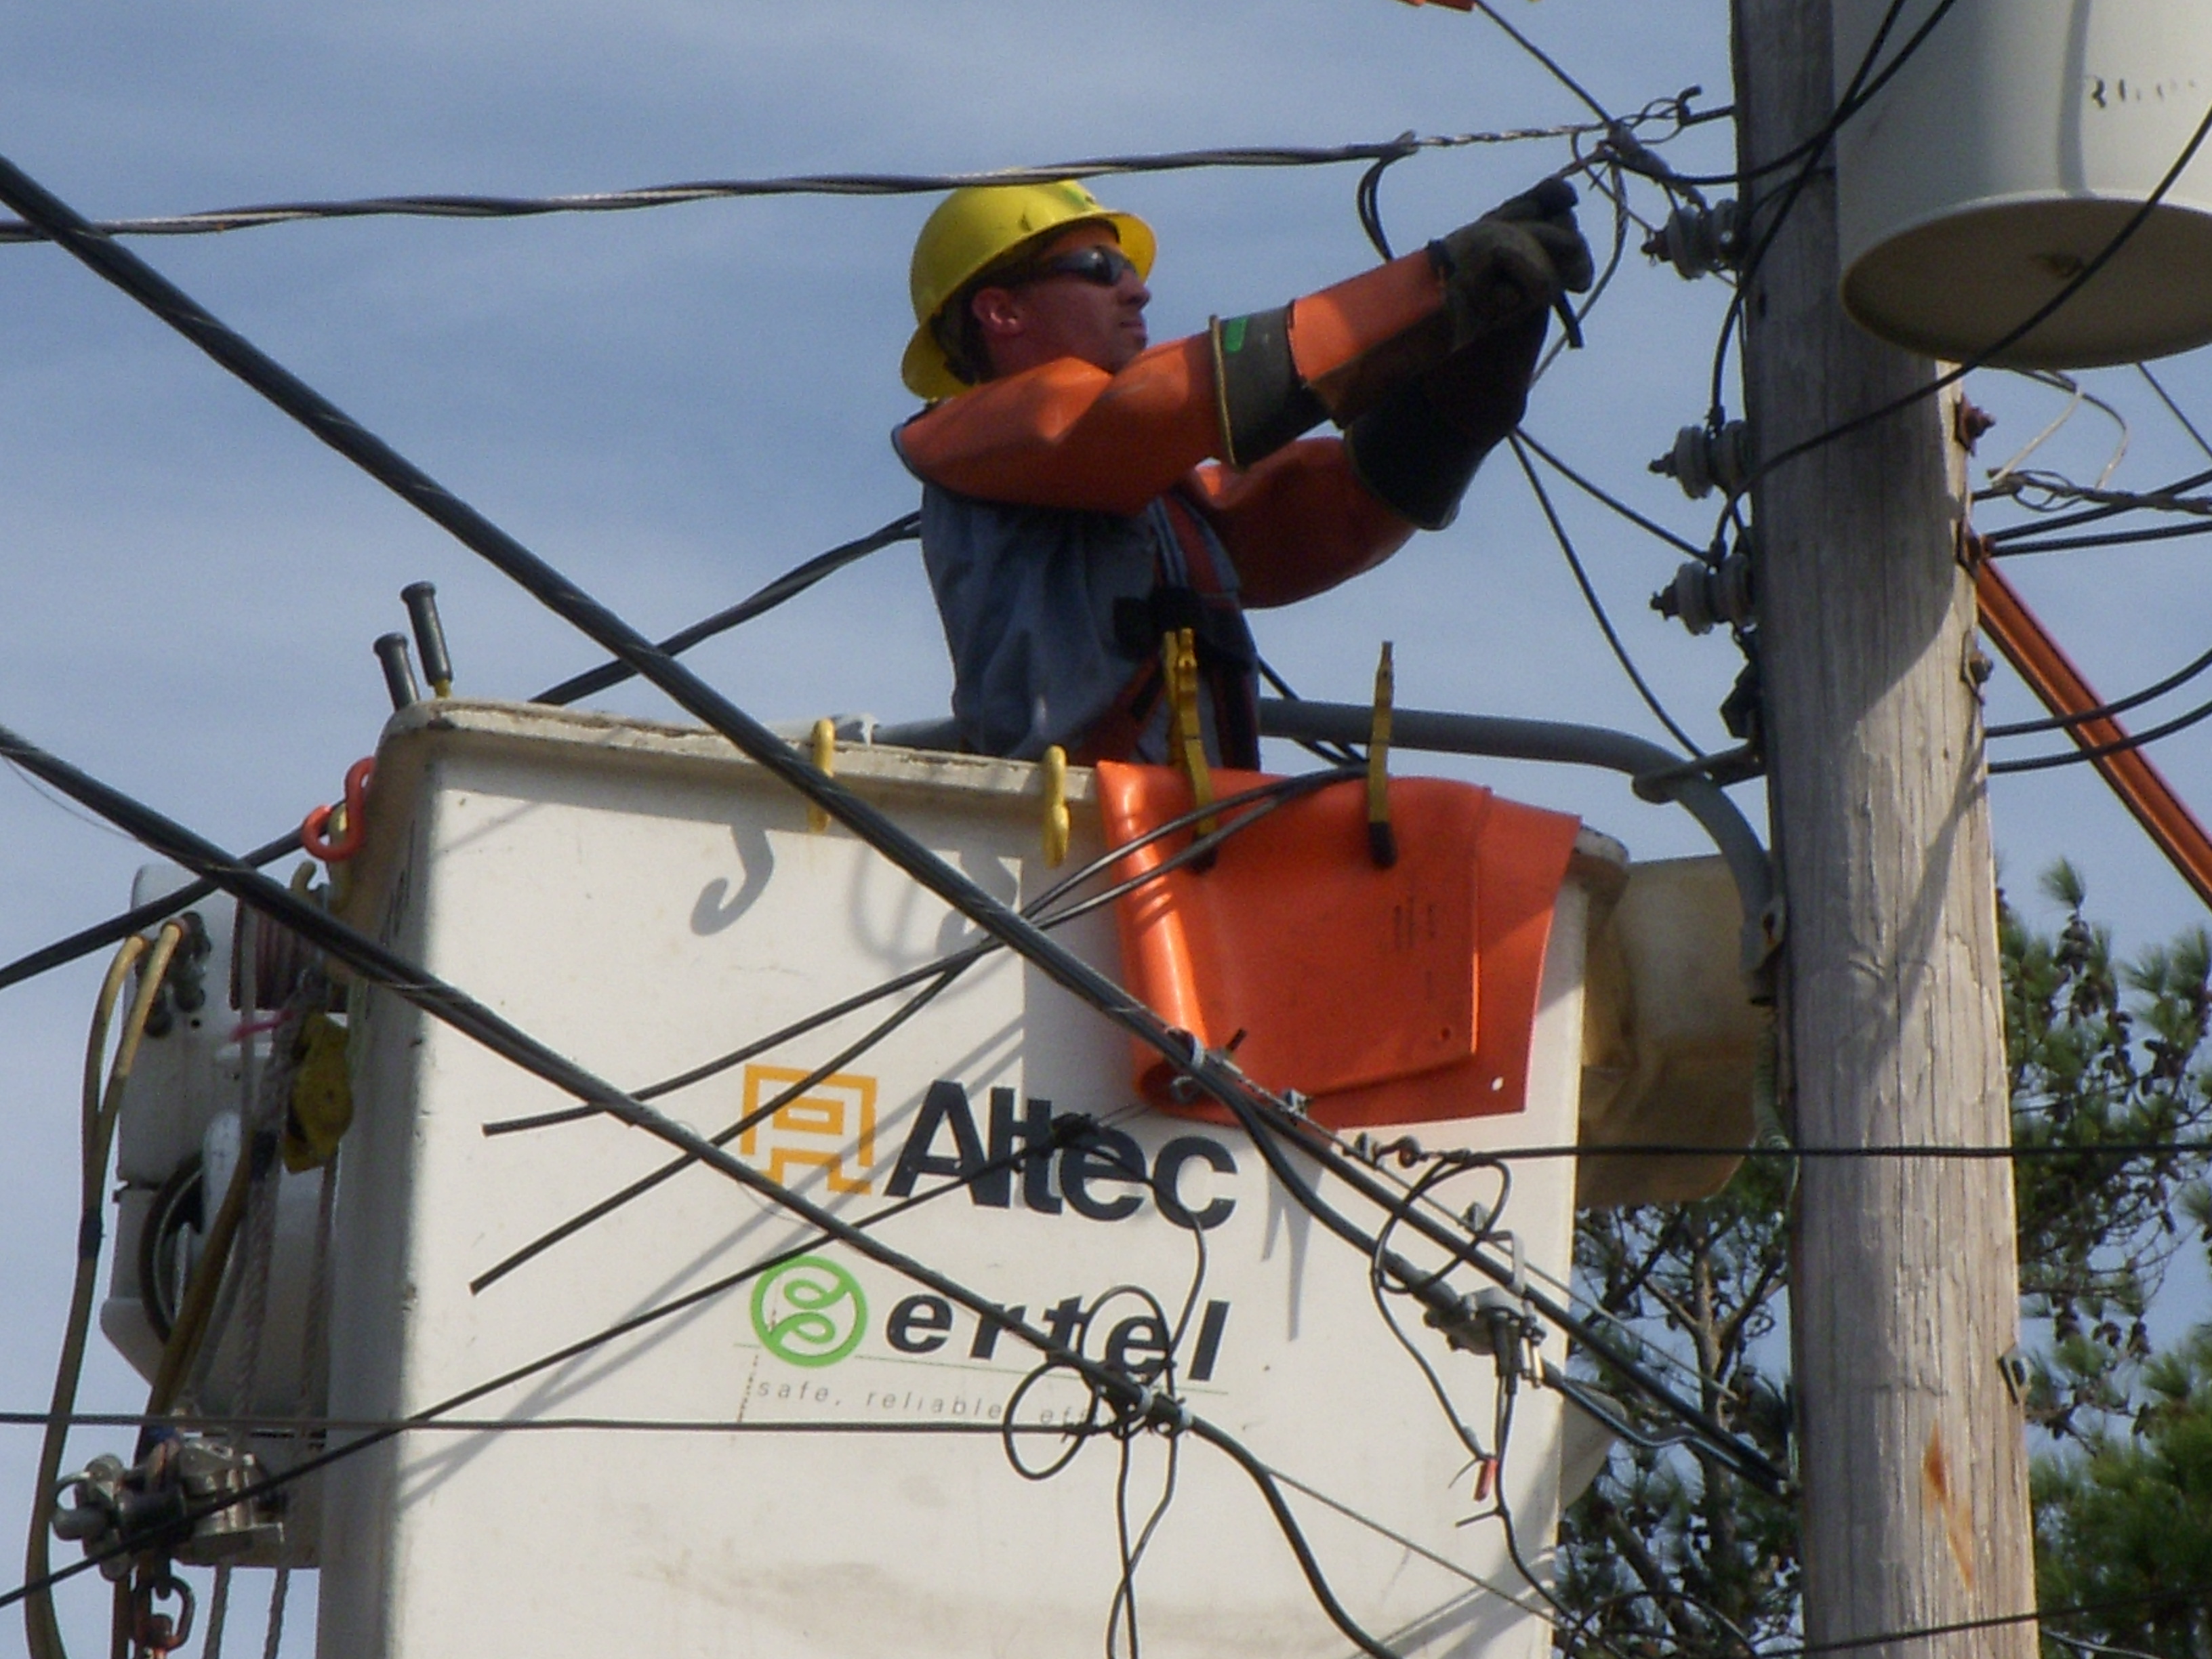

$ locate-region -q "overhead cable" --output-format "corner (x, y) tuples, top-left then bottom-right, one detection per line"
(1991, 517), (2212, 558)
(1505, 435), (1705, 756)
(1514, 428), (1708, 558)
(1984, 470), (2212, 521)
(1462, 0), (1620, 129)
(2137, 361), (2212, 464)
(1348, 1138), (2212, 1163)
(1985, 640), (2212, 739)
(1981, 369), (2129, 492)
(0, 1412), (1085, 1437)
(1984, 462), (2212, 545)
(532, 511), (919, 706)
(1759, 1580), (2212, 1659)
(1989, 686), (2212, 776)
(0, 127), (1626, 247)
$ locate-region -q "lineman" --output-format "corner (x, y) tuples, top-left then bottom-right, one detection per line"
(893, 178), (1591, 766)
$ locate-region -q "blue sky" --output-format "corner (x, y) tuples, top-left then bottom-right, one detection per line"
(3, 3), (2210, 1650)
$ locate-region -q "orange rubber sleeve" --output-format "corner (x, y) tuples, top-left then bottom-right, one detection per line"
(895, 337), (1219, 515)
(1185, 441), (1415, 609)
(1286, 250), (1446, 387)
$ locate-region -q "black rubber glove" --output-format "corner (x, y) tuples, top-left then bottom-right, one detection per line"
(1431, 178), (1593, 345)
(1345, 312), (1547, 530)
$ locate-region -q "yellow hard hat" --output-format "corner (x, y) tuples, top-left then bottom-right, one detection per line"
(901, 180), (1156, 401)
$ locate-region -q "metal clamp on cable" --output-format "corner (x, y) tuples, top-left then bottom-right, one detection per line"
(52, 1440), (283, 1575)
(1132, 1385), (1193, 1435)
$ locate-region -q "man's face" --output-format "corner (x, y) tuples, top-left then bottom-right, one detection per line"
(972, 224), (1151, 380)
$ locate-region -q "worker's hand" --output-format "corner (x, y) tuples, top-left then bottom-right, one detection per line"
(1478, 177), (1595, 291)
(1345, 312), (1547, 531)
(1420, 310), (1549, 443)
(1431, 181), (1593, 342)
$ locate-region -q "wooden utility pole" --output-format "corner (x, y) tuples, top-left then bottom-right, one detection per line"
(1733, 3), (2038, 1655)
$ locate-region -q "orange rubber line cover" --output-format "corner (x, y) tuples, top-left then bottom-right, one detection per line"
(1096, 763), (1582, 1130)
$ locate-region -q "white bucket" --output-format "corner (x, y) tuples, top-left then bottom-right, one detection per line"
(1834, 0), (2212, 368)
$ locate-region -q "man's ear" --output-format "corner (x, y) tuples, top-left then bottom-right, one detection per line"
(970, 285), (1027, 342)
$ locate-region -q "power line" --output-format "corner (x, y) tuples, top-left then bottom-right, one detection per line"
(2138, 361), (2212, 464)
(0, 127), (1626, 247)
(1985, 640), (2212, 739)
(0, 1412), (1061, 1437)
(1989, 517), (2212, 558)
(1514, 428), (1710, 558)
(1984, 462), (2212, 546)
(1990, 685), (2212, 777)
(1387, 1139), (2212, 1163)
(1506, 434), (1705, 756)
(1984, 470), (2212, 520)
(531, 511), (918, 707)
(1761, 1580), (2212, 1659)
(1462, 0), (1623, 129)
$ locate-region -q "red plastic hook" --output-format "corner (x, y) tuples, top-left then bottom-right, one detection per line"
(302, 758), (376, 863)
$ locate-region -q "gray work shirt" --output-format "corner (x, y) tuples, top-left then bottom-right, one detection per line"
(916, 482), (1240, 762)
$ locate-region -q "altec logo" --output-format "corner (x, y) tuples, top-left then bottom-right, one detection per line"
(739, 1065), (878, 1193)
(740, 1076), (1243, 1378)
(886, 1080), (1240, 1230)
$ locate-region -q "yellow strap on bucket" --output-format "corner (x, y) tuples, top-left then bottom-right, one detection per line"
(1041, 745), (1071, 868)
(1164, 628), (1216, 840)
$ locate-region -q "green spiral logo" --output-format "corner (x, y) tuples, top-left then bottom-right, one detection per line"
(750, 1255), (868, 1368)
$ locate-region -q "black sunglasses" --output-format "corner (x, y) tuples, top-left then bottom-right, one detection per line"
(1008, 245), (1141, 289)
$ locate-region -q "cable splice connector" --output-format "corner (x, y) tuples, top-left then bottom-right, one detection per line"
(1130, 1385), (1193, 1435)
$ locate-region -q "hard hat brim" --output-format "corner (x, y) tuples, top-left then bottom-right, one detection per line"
(901, 209), (1155, 401)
